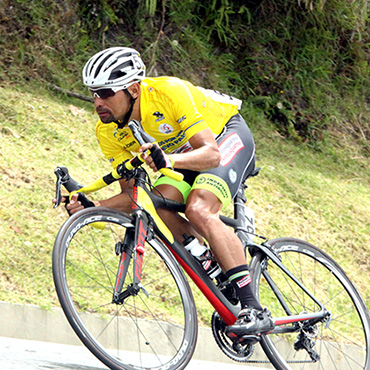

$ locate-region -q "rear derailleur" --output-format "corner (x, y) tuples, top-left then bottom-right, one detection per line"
(294, 324), (320, 362)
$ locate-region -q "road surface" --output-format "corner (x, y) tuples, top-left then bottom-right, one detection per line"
(0, 336), (271, 370)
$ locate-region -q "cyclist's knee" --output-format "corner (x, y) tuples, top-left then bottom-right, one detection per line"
(185, 200), (215, 230)
(185, 203), (200, 224)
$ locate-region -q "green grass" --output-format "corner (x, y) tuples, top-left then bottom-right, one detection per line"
(1, 82), (368, 325)
(0, 84), (120, 308)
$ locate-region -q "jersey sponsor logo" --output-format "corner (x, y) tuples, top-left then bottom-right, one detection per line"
(219, 133), (245, 167)
(177, 115), (186, 123)
(158, 123), (174, 134)
(123, 141), (137, 149)
(113, 128), (130, 141)
(153, 111), (165, 122)
(158, 130), (187, 151)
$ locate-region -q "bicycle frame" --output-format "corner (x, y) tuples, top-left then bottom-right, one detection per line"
(121, 168), (240, 325)
(55, 120), (330, 333)
(113, 166), (331, 330)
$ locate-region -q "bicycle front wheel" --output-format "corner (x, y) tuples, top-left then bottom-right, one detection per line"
(250, 237), (370, 370)
(52, 207), (198, 370)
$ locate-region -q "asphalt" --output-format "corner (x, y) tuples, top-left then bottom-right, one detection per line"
(0, 336), (271, 370)
(0, 301), (272, 370)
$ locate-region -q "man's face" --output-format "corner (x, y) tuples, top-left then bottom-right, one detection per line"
(92, 90), (130, 123)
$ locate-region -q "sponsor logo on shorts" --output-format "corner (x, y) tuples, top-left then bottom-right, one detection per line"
(197, 176), (206, 184)
(196, 176), (228, 199)
(219, 133), (244, 166)
(229, 169), (237, 183)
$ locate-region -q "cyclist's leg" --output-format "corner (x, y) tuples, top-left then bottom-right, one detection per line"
(185, 187), (262, 309)
(157, 143), (258, 306)
(186, 114), (274, 336)
(185, 188), (244, 271)
(186, 113), (255, 271)
(185, 188), (274, 337)
(153, 176), (203, 243)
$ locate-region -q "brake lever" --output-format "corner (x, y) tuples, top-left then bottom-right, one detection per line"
(54, 168), (63, 208)
(128, 120), (155, 146)
(53, 166), (84, 208)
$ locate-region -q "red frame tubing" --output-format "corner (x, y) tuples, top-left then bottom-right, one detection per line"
(162, 238), (238, 325)
(133, 211), (149, 285)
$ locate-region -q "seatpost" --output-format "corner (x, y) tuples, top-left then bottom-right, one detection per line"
(233, 184), (247, 221)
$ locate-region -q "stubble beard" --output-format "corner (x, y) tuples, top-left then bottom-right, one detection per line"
(96, 108), (115, 123)
(100, 114), (115, 123)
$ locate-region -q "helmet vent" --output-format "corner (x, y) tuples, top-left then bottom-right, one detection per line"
(94, 52), (115, 78)
(110, 60), (133, 80)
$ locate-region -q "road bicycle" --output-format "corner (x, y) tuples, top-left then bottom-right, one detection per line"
(52, 121), (370, 370)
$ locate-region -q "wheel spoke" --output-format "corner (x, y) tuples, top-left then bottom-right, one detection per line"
(53, 208), (197, 370)
(253, 238), (370, 369)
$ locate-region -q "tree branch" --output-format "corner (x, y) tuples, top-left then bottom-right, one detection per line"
(50, 84), (93, 103)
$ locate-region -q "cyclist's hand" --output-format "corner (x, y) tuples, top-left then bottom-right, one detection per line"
(141, 143), (174, 172)
(64, 193), (95, 216)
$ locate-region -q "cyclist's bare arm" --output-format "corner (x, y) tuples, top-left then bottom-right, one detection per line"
(93, 178), (134, 212)
(141, 128), (221, 172)
(64, 178), (134, 215)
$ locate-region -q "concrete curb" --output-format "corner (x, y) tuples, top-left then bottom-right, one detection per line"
(0, 301), (270, 368)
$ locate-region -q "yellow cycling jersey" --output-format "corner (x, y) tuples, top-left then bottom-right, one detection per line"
(96, 76), (241, 169)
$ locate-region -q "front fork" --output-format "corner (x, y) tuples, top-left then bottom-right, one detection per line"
(112, 210), (150, 304)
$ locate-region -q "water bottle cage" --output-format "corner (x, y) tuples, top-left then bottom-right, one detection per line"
(197, 251), (214, 262)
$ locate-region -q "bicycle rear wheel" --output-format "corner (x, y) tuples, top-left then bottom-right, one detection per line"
(250, 237), (370, 370)
(52, 207), (197, 370)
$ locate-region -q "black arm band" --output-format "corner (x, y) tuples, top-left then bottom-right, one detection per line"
(103, 173), (118, 185)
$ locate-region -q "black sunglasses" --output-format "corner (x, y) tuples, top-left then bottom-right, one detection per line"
(90, 88), (116, 99)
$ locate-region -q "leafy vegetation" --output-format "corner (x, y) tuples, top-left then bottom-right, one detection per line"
(0, 0), (369, 323)
(1, 0), (369, 144)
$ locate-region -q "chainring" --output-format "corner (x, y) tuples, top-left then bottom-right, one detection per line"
(211, 311), (255, 362)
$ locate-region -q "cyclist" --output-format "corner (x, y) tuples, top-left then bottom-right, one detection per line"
(68, 46), (274, 339)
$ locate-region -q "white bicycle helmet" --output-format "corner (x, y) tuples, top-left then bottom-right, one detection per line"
(82, 47), (146, 90)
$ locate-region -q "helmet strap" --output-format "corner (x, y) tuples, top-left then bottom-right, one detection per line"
(116, 89), (137, 129)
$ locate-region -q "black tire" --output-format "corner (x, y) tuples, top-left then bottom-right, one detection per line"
(52, 207), (198, 370)
(250, 237), (370, 370)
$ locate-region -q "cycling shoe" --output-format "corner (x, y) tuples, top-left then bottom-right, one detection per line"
(226, 307), (275, 339)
